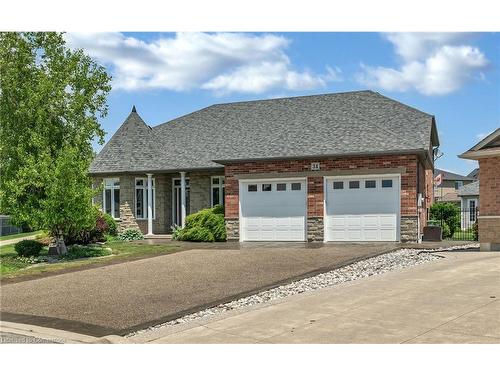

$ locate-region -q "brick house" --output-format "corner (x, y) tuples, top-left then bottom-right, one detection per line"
(90, 90), (439, 243)
(433, 168), (475, 204)
(460, 128), (500, 251)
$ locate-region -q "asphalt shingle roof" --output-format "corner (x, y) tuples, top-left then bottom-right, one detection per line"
(90, 90), (438, 174)
(457, 180), (479, 196)
(434, 168), (475, 181)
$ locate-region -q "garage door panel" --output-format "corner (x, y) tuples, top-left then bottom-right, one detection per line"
(326, 177), (399, 242)
(240, 180), (306, 242)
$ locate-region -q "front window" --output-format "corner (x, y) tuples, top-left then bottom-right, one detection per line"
(455, 181), (464, 190)
(211, 176), (225, 206)
(135, 178), (155, 219)
(103, 178), (120, 219)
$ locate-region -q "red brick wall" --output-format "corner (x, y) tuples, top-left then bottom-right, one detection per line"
(479, 157), (500, 216)
(224, 154), (421, 219)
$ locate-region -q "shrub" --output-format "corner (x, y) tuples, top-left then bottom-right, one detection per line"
(174, 205), (226, 242)
(14, 240), (44, 257)
(430, 202), (460, 237)
(61, 244), (112, 260)
(440, 221), (451, 239)
(102, 213), (117, 236)
(65, 207), (111, 245)
(472, 222), (479, 241)
(117, 229), (144, 241)
(35, 232), (53, 246)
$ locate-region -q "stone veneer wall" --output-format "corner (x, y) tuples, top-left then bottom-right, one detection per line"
(307, 217), (324, 242)
(225, 218), (239, 241)
(400, 216), (418, 242)
(93, 172), (222, 235)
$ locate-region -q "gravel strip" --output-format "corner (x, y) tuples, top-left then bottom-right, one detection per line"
(126, 244), (477, 337)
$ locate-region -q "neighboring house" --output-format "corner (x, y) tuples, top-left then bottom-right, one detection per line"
(457, 181), (479, 230)
(433, 168), (475, 204)
(460, 128), (500, 251)
(90, 90), (439, 243)
(467, 168), (479, 180)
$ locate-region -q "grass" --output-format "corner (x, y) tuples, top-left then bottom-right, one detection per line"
(452, 229), (476, 241)
(0, 240), (181, 280)
(0, 230), (43, 242)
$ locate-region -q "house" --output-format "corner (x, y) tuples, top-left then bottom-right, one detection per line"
(459, 128), (500, 251)
(433, 168), (475, 204)
(90, 90), (439, 243)
(457, 181), (479, 230)
(467, 168), (479, 180)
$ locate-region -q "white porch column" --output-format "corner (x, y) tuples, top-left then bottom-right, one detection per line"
(180, 171), (186, 228)
(147, 173), (153, 235)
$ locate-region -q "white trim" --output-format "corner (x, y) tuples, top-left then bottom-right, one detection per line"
(180, 172), (187, 228)
(102, 177), (120, 219)
(238, 177), (307, 242)
(210, 175), (225, 207)
(478, 215), (500, 219)
(134, 177), (156, 220)
(324, 173), (401, 242)
(147, 173), (153, 235)
(172, 177), (191, 227)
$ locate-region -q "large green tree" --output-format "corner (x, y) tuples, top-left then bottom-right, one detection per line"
(0, 32), (111, 251)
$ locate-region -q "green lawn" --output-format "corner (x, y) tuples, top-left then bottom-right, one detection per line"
(452, 229), (476, 241)
(0, 230), (43, 242)
(0, 240), (181, 279)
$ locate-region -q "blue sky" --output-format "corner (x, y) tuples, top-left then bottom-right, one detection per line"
(66, 32), (499, 175)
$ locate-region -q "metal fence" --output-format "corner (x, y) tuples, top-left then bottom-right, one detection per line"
(438, 208), (478, 241)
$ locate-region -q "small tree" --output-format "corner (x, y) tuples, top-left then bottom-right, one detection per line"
(0, 32), (111, 253)
(41, 148), (96, 252)
(430, 202), (460, 238)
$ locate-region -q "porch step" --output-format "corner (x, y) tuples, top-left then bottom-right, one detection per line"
(144, 234), (172, 240)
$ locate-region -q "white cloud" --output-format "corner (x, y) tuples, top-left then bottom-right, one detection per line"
(65, 32), (339, 94)
(356, 33), (488, 96)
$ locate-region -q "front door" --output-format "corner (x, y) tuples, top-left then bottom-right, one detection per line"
(172, 178), (190, 227)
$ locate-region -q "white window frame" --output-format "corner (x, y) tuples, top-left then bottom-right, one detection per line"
(135, 177), (155, 220)
(103, 178), (120, 219)
(210, 176), (225, 207)
(455, 180), (464, 190)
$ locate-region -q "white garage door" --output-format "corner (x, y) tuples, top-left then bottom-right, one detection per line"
(325, 176), (400, 242)
(240, 179), (306, 241)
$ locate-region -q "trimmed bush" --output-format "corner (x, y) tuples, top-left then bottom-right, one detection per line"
(174, 205), (226, 242)
(117, 229), (144, 241)
(61, 244), (112, 260)
(14, 240), (44, 257)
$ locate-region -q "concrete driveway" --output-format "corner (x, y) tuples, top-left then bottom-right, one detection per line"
(135, 251), (500, 344)
(0, 242), (396, 336)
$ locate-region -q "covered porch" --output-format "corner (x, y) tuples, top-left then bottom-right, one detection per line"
(93, 170), (224, 236)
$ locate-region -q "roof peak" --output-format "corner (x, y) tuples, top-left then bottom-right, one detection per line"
(131, 105), (137, 113)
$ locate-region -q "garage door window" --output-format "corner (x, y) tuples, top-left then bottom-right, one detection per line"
(365, 180), (376, 188)
(291, 182), (301, 191)
(333, 181), (343, 189)
(277, 183), (287, 191)
(262, 184), (272, 191)
(382, 179), (393, 188)
(248, 184), (257, 192)
(349, 181), (360, 189)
